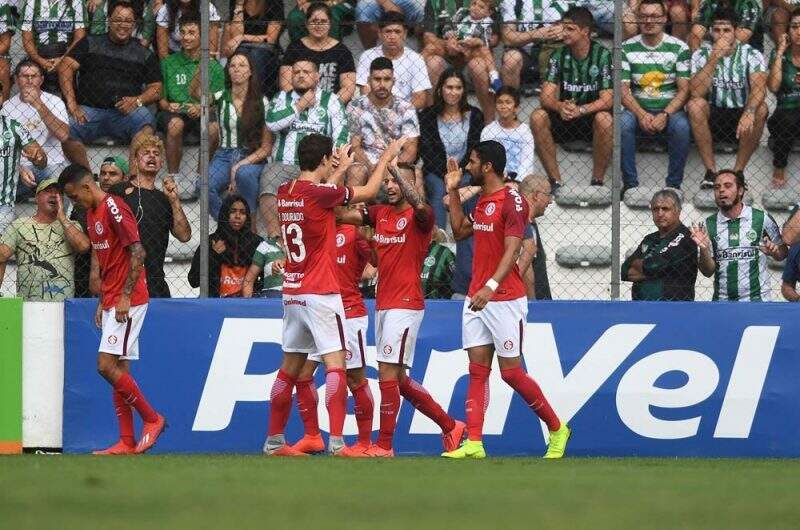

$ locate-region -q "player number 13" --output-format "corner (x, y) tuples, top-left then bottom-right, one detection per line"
(281, 222), (307, 263)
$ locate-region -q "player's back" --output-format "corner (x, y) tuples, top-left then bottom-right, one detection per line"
(277, 179), (352, 295)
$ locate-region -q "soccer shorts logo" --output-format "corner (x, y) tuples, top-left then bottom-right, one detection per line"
(503, 340), (514, 351)
(485, 202), (496, 216)
(108, 335), (118, 345)
(95, 221), (104, 235)
(345, 350), (353, 361)
(383, 345), (393, 356)
(396, 217), (407, 231)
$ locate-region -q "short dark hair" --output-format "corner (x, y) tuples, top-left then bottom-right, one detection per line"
(370, 56), (393, 73)
(562, 6), (594, 29)
(57, 163), (93, 190)
(495, 85), (520, 106)
(297, 134), (333, 171)
(306, 1), (333, 21)
(473, 140), (506, 177)
(379, 11), (406, 29)
(292, 55), (319, 69)
(715, 169), (747, 190)
(711, 7), (738, 28)
(109, 0), (136, 17)
(179, 13), (201, 29)
(637, 0), (667, 15)
(14, 58), (44, 78)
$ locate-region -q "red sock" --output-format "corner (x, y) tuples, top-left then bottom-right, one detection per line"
(466, 363), (491, 441)
(350, 380), (374, 445)
(295, 378), (320, 437)
(113, 390), (135, 447)
(376, 380), (400, 450)
(113, 373), (158, 423)
(268, 369), (296, 436)
(399, 377), (455, 433)
(325, 368), (347, 438)
(501, 366), (561, 432)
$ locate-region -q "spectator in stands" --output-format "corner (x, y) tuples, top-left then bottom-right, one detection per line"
(0, 177), (89, 301)
(518, 173), (552, 299)
(481, 86), (534, 182)
(622, 189), (698, 300)
(356, 0), (424, 49)
(241, 234), (284, 298)
(620, 0), (692, 193)
(782, 242), (800, 301)
(623, 0), (691, 42)
(529, 7), (613, 191)
(156, 0), (220, 59)
(21, 0), (85, 94)
(577, 0), (614, 35)
(355, 12), (431, 109)
(419, 68), (484, 228)
(109, 134), (192, 298)
(687, 8), (767, 189)
(422, 0), (500, 120)
(86, 0), (157, 47)
(58, 1), (161, 171)
(0, 0), (13, 101)
(691, 170), (787, 301)
(261, 57), (348, 238)
(192, 52), (271, 221)
(287, 0), (354, 42)
(767, 0), (797, 46)
(222, 0), (283, 97)
(421, 227), (455, 299)
(347, 57), (419, 185)
(0, 111), (47, 235)
(689, 0), (763, 51)
(280, 2), (356, 104)
(159, 15), (224, 181)
(784, 202), (800, 245)
(1, 59), (69, 198)
(766, 8), (800, 189)
(499, 0), (564, 91)
(188, 193), (264, 297)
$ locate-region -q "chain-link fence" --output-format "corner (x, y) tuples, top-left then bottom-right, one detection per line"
(0, 0), (798, 303)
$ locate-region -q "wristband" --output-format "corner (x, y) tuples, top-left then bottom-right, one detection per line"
(485, 278), (499, 291)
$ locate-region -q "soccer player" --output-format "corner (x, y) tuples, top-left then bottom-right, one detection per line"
(337, 166), (466, 457)
(443, 140), (570, 459)
(58, 163), (166, 455)
(263, 133), (407, 457)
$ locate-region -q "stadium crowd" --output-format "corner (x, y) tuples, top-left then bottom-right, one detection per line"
(0, 0), (799, 303)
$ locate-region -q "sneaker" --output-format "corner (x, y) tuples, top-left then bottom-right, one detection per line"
(364, 444), (395, 458)
(441, 420), (466, 452)
(92, 440), (136, 455)
(290, 433), (325, 454)
(489, 78), (503, 94)
(543, 424), (571, 459)
(590, 178), (605, 186)
(134, 414), (167, 454)
(620, 183), (637, 201)
(441, 439), (486, 459)
(265, 443), (309, 457)
(700, 170), (716, 190)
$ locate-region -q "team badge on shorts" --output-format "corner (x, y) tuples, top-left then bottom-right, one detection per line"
(95, 222), (104, 235)
(383, 345), (393, 356)
(108, 335), (118, 345)
(336, 233), (346, 247)
(345, 350), (353, 361)
(485, 202), (496, 216)
(396, 217), (407, 230)
(503, 340), (514, 351)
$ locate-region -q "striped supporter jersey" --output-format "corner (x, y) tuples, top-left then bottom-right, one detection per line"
(0, 116), (34, 207)
(545, 40), (612, 105)
(213, 89), (269, 149)
(621, 34), (691, 111)
(690, 43), (766, 109)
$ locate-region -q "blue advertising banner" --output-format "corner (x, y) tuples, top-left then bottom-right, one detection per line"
(64, 299), (800, 456)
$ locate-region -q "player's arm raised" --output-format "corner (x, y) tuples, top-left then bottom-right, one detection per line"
(445, 158), (473, 240)
(388, 165), (429, 224)
(117, 242), (146, 323)
(349, 136), (408, 205)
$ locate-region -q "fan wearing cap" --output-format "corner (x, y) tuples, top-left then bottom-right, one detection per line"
(0, 177), (89, 300)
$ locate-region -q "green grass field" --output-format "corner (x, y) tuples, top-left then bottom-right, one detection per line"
(2, 456), (799, 530)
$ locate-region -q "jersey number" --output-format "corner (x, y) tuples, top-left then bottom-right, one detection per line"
(176, 73), (188, 85)
(281, 223), (307, 263)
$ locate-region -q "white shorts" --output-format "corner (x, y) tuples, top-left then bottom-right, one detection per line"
(282, 293), (347, 355)
(99, 303), (148, 360)
(309, 315), (368, 370)
(462, 297), (527, 357)
(375, 309), (424, 368)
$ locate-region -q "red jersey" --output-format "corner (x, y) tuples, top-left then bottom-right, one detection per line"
(277, 179), (353, 295)
(468, 187), (529, 301)
(87, 194), (149, 309)
(367, 204), (434, 310)
(335, 224), (373, 318)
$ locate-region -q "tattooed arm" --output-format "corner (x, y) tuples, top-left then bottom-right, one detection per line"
(388, 165), (430, 225)
(116, 242), (147, 323)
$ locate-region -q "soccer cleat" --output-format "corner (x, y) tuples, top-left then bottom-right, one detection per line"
(364, 445), (394, 458)
(265, 443), (309, 457)
(290, 433), (326, 454)
(332, 444), (372, 458)
(543, 424), (571, 459)
(441, 420), (466, 452)
(92, 440), (136, 455)
(442, 439), (486, 459)
(134, 414), (167, 454)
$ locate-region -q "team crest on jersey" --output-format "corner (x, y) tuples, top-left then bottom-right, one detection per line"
(383, 345), (393, 356)
(2, 130), (12, 141)
(316, 107), (328, 120)
(424, 256), (435, 267)
(336, 233), (346, 247)
(396, 217), (407, 230)
(503, 340), (514, 351)
(589, 65), (599, 78)
(107, 335), (118, 345)
(746, 229), (757, 243)
(485, 202), (496, 216)
(345, 350), (353, 361)
(94, 221), (104, 235)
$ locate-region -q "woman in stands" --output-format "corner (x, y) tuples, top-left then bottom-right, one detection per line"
(221, 0), (284, 97)
(418, 67), (484, 228)
(192, 52), (271, 220)
(156, 0), (221, 58)
(188, 194), (264, 297)
(278, 2), (356, 104)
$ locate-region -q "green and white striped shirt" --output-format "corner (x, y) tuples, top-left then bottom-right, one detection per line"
(212, 89), (269, 150)
(265, 89), (349, 165)
(0, 116), (35, 206)
(0, 1), (14, 35)
(705, 206), (782, 301)
(691, 43), (766, 109)
(622, 34), (690, 111)
(21, 0), (85, 46)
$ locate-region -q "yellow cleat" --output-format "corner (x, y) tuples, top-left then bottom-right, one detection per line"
(543, 424), (571, 459)
(441, 439), (487, 459)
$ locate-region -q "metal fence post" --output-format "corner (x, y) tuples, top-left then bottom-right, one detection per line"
(198, 0), (210, 297)
(610, 0), (624, 300)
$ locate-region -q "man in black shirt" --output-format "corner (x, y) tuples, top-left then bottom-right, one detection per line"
(622, 189), (698, 301)
(57, 1), (162, 169)
(110, 135), (191, 298)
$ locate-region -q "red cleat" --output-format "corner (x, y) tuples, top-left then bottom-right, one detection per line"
(135, 414), (167, 454)
(265, 444), (309, 457)
(442, 420), (466, 452)
(92, 440), (136, 455)
(364, 444), (395, 458)
(333, 444), (372, 458)
(290, 433), (325, 454)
